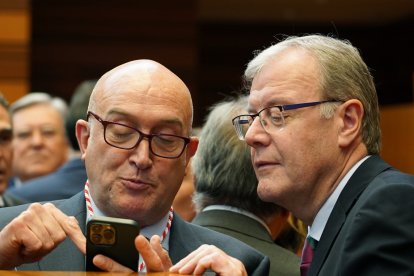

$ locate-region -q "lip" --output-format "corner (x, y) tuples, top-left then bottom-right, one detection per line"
(120, 177), (153, 190)
(254, 160), (280, 170)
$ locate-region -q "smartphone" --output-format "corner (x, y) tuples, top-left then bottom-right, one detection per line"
(86, 215), (140, 271)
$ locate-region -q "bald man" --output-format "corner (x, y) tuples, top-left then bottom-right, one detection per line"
(0, 60), (268, 276)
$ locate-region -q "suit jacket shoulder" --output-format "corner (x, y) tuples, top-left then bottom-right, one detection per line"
(6, 158), (87, 202)
(311, 155), (414, 275)
(193, 209), (299, 276)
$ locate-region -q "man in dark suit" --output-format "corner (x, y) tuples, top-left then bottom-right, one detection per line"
(229, 34), (414, 275)
(0, 60), (269, 275)
(5, 80), (96, 202)
(191, 95), (299, 276)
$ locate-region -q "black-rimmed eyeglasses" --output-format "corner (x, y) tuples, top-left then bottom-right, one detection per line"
(232, 100), (341, 140)
(87, 111), (190, 159)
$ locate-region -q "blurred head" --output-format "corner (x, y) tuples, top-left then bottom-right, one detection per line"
(11, 92), (70, 181)
(241, 35), (377, 224)
(0, 94), (13, 193)
(172, 127), (201, 222)
(66, 80), (97, 151)
(76, 59), (198, 226)
(192, 95), (283, 221)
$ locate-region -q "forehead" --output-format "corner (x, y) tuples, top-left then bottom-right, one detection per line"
(95, 69), (192, 131)
(248, 48), (320, 110)
(12, 103), (64, 126)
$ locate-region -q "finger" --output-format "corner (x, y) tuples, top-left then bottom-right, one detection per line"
(149, 235), (172, 270)
(170, 244), (211, 273)
(170, 244), (208, 273)
(135, 235), (163, 272)
(46, 204), (86, 254)
(0, 203), (66, 267)
(93, 254), (134, 272)
(20, 204), (63, 252)
(0, 217), (45, 268)
(193, 254), (246, 276)
(170, 245), (247, 276)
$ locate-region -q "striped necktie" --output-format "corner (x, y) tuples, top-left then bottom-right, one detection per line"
(300, 235), (318, 276)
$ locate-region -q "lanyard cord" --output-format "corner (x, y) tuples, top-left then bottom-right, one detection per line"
(84, 180), (173, 272)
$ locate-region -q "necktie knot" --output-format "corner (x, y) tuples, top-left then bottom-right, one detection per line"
(300, 236), (318, 276)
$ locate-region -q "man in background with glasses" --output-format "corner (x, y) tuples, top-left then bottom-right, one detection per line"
(178, 34), (414, 275)
(0, 59), (268, 275)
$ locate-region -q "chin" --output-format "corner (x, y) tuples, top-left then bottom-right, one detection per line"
(257, 180), (285, 202)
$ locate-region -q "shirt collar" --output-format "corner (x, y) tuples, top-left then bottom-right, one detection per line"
(309, 155), (370, 241)
(0, 195), (4, 207)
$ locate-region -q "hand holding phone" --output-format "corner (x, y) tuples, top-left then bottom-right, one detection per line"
(86, 216), (140, 271)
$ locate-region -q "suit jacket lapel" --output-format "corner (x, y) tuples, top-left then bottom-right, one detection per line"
(169, 214), (196, 263)
(309, 155), (391, 275)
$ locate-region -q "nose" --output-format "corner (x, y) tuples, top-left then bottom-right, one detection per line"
(129, 138), (152, 170)
(244, 117), (270, 148)
(30, 130), (44, 147)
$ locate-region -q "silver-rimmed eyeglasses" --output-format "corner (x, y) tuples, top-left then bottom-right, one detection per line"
(232, 100), (340, 140)
(87, 111), (190, 159)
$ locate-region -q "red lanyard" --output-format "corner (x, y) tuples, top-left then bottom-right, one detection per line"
(84, 180), (173, 272)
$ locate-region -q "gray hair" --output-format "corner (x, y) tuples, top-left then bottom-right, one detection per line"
(10, 92), (68, 121)
(245, 34), (381, 154)
(0, 93), (10, 110)
(192, 95), (283, 219)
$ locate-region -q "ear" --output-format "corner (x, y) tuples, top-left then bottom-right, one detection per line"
(76, 119), (90, 160)
(185, 136), (199, 163)
(337, 99), (364, 148)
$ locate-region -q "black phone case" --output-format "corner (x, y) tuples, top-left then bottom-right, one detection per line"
(86, 215), (140, 271)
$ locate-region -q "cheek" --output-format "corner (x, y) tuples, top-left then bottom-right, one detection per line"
(49, 137), (66, 148)
(13, 143), (25, 153)
(158, 160), (186, 189)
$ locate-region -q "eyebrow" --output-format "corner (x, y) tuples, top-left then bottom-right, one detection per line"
(248, 98), (294, 113)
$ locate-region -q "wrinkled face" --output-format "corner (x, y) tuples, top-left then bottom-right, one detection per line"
(245, 48), (339, 211)
(78, 61), (196, 226)
(12, 103), (69, 181)
(0, 106), (12, 193)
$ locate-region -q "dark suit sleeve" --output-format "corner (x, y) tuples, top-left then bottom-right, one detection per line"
(340, 180), (414, 275)
(250, 256), (270, 276)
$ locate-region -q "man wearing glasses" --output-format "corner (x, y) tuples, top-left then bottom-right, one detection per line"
(0, 60), (268, 275)
(179, 34), (414, 275)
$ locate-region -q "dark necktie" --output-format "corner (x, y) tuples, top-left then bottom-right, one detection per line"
(300, 235), (318, 276)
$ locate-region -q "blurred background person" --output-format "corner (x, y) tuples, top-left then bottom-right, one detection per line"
(0, 93), (23, 207)
(275, 214), (307, 256)
(6, 81), (95, 202)
(172, 127), (201, 221)
(7, 92), (70, 188)
(10, 92), (70, 187)
(191, 95), (300, 276)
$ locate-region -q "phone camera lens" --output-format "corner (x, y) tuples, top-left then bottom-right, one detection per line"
(103, 229), (115, 241)
(91, 233), (102, 244)
(91, 224), (102, 233)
